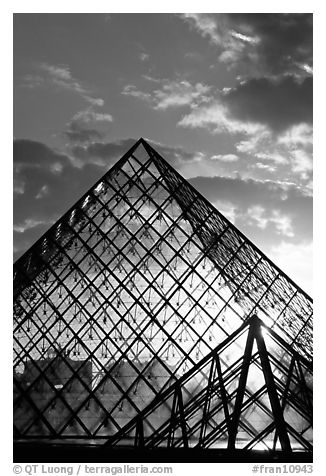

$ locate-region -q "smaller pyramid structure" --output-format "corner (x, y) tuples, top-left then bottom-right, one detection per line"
(13, 138), (312, 455)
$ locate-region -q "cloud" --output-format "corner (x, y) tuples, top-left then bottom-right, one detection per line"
(246, 205), (294, 238)
(139, 52), (149, 62)
(14, 178), (25, 195)
(41, 64), (73, 83)
(235, 122), (312, 185)
(14, 139), (70, 170)
(122, 79), (211, 110)
(22, 62), (105, 107)
(122, 85), (152, 102)
(178, 100), (266, 136)
(290, 149), (313, 180)
(228, 13), (312, 77)
(63, 108), (113, 144)
(154, 81), (211, 110)
(178, 77), (312, 186)
(35, 184), (49, 199)
(146, 139), (206, 166)
(180, 13), (312, 79)
(253, 151), (287, 166)
(222, 76), (312, 133)
(230, 30), (260, 45)
(181, 13), (222, 45)
(64, 124), (103, 143)
(180, 76), (312, 136)
(277, 123), (313, 148)
(210, 154), (239, 162)
(70, 138), (137, 164)
(71, 109), (113, 124)
(14, 218), (50, 234)
(254, 162), (276, 173)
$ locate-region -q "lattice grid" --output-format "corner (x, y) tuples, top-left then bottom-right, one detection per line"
(13, 138), (312, 450)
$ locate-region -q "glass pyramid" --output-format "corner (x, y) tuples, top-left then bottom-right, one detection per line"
(13, 138), (312, 452)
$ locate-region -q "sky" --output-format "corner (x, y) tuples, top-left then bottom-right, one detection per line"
(13, 13), (313, 294)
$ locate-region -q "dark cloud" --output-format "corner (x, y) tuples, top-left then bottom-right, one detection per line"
(14, 139), (69, 167)
(181, 13), (312, 78)
(222, 76), (312, 133)
(226, 13), (312, 77)
(71, 138), (137, 161)
(147, 140), (203, 166)
(64, 121), (103, 143)
(243, 14), (312, 73)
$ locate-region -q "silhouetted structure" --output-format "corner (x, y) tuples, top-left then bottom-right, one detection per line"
(13, 138), (312, 461)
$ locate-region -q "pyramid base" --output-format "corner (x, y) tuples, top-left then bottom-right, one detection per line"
(13, 441), (312, 463)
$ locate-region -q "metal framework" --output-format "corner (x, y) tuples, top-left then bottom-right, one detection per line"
(13, 138), (312, 455)
(105, 316), (312, 451)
